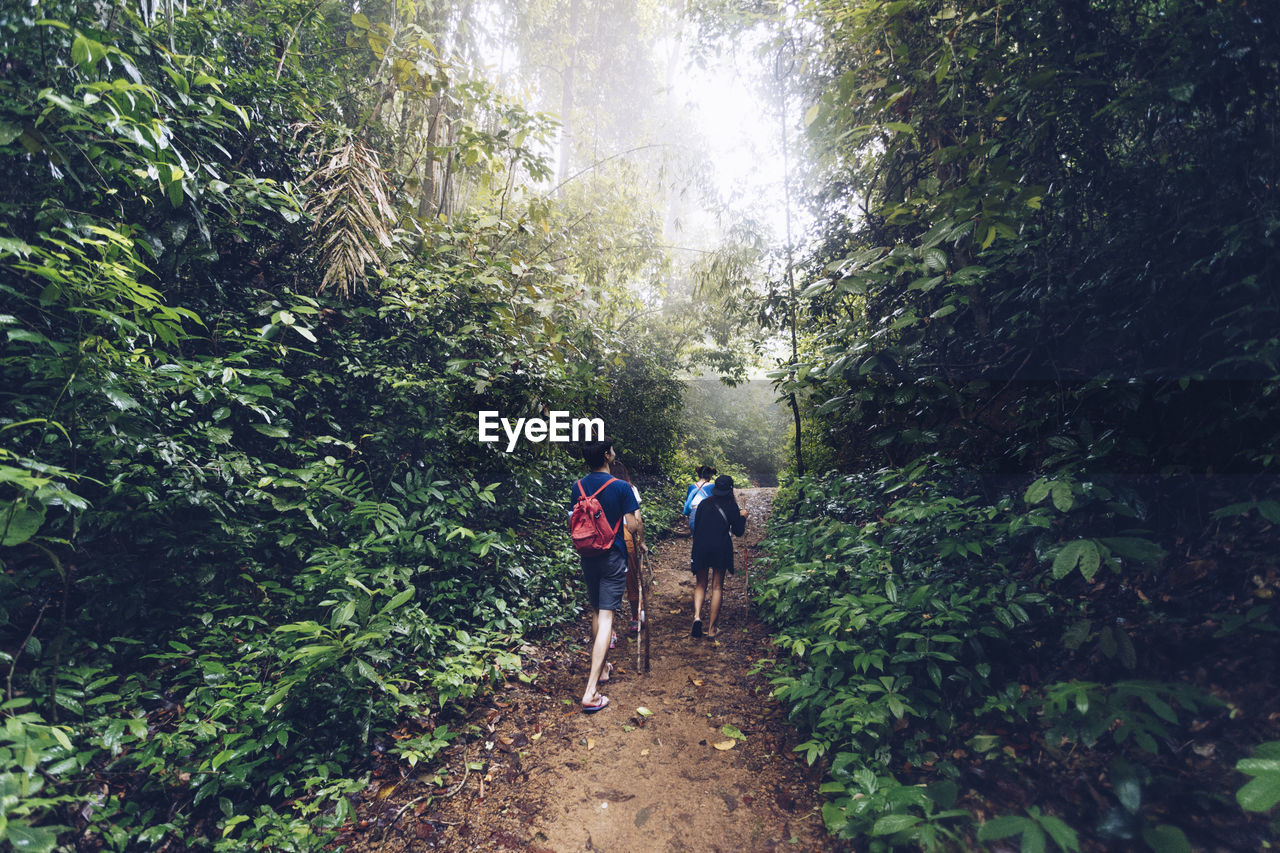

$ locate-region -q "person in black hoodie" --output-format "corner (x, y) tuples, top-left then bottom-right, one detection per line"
(689, 474), (746, 639)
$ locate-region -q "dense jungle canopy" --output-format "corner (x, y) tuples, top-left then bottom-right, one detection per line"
(1, 0), (1278, 850)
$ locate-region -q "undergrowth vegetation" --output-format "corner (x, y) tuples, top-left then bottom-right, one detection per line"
(0, 0), (703, 848)
(759, 463), (1278, 850)
(752, 0), (1280, 848)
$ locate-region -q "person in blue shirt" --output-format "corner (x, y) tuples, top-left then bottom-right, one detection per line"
(570, 436), (641, 712)
(682, 464), (716, 532)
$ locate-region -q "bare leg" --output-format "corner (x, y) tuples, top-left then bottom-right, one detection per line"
(582, 608), (614, 705)
(706, 567), (727, 636)
(692, 568), (708, 622)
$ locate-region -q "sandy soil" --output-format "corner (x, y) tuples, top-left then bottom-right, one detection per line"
(345, 488), (842, 852)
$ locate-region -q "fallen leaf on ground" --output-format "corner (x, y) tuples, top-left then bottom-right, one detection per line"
(640, 748), (649, 756)
(689, 677), (704, 686)
(635, 707), (653, 717)
(721, 724), (746, 741)
(587, 738), (595, 750)
(712, 740), (737, 750)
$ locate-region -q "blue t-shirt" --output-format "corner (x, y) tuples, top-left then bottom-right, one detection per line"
(684, 482), (712, 530)
(570, 471), (640, 555)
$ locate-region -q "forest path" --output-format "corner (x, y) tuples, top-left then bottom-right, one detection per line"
(365, 487), (839, 852)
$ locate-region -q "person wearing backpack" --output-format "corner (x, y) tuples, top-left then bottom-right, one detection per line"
(682, 465), (716, 533)
(569, 436), (641, 712)
(689, 474), (746, 639)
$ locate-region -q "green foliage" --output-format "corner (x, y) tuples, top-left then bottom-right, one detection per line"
(755, 0), (1280, 845)
(681, 379), (790, 486)
(977, 807), (1080, 853)
(0, 0), (689, 848)
(1236, 741), (1280, 814)
(757, 464), (1232, 848)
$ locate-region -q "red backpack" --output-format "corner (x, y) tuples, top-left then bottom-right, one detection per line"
(570, 477), (621, 556)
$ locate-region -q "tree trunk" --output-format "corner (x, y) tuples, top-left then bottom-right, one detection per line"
(557, 0), (581, 192)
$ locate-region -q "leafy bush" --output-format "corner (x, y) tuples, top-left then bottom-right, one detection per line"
(756, 461), (1250, 849)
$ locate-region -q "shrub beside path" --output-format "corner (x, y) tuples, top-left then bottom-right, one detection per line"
(350, 487), (840, 852)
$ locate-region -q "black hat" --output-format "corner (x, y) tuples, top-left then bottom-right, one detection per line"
(711, 474), (734, 496)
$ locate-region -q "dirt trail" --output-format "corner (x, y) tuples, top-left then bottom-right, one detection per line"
(355, 488), (839, 852)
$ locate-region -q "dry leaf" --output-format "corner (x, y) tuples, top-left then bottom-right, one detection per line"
(587, 738), (596, 750)
(376, 783), (398, 800)
(640, 748), (650, 757)
(635, 707), (653, 717)
(689, 677), (704, 686)
(712, 740), (737, 751)
(498, 736), (514, 745)
(531, 731), (542, 741)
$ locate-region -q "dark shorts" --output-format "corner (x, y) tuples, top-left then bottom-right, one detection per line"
(690, 543), (734, 575)
(581, 548), (628, 611)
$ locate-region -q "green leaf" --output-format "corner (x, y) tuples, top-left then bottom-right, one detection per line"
(253, 424), (290, 438)
(1039, 813), (1080, 852)
(1142, 824), (1191, 853)
(1052, 540), (1101, 581)
(871, 814), (921, 835)
(49, 726), (72, 752)
(1050, 481), (1074, 512)
(1, 499), (47, 546)
(976, 815), (1030, 840)
(804, 103), (820, 126)
(381, 586), (417, 614)
(1021, 823), (1047, 853)
(1025, 478), (1051, 504)
(967, 734), (1000, 752)
(1100, 537), (1165, 564)
(263, 684), (292, 712)
(356, 659), (381, 684)
(1111, 759), (1141, 813)
(6, 823), (62, 852)
(1237, 758), (1280, 776)
(1236, 772), (1280, 812)
(103, 386), (139, 410)
(720, 724), (746, 741)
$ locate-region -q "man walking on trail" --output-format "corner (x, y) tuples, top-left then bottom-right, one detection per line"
(571, 436), (642, 712)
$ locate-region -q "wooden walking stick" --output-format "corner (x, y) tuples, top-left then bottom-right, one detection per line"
(740, 495), (750, 621)
(636, 551), (651, 674)
(635, 553), (644, 675)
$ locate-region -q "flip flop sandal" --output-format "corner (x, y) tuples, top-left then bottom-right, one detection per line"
(691, 619), (703, 638)
(582, 695), (610, 713)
